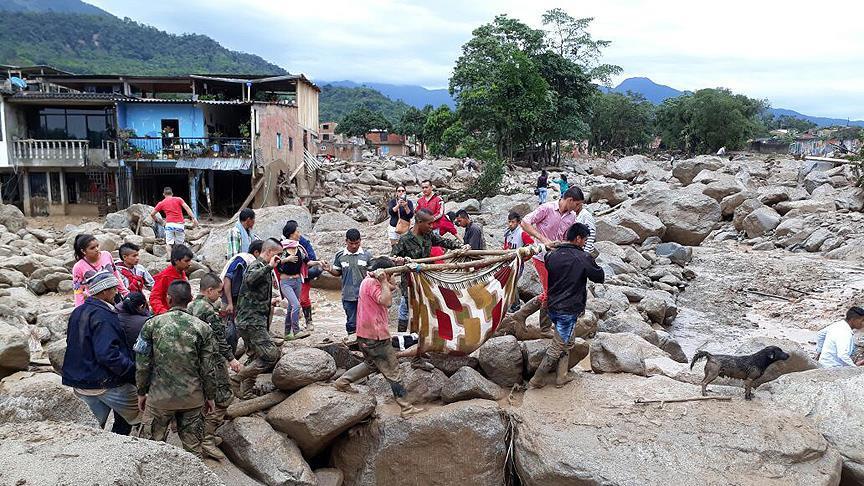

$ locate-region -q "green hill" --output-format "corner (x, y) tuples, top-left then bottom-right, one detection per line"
(0, 10), (285, 75)
(319, 85), (412, 125)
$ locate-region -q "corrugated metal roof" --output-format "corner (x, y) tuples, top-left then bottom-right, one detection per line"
(8, 91), (133, 101)
(123, 98), (252, 105)
(174, 157), (252, 171)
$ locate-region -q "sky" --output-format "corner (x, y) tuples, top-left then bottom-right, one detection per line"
(86, 0), (864, 119)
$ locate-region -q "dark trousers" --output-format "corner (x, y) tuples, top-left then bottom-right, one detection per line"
(343, 299), (358, 334)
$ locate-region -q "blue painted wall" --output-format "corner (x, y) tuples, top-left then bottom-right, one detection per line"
(118, 103), (205, 138)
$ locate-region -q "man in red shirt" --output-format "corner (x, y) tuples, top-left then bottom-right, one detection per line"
(415, 180), (444, 234)
(333, 257), (423, 418)
(149, 245), (193, 315)
(149, 187), (199, 259)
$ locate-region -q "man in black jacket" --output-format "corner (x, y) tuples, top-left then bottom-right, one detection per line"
(63, 270), (140, 434)
(529, 222), (605, 388)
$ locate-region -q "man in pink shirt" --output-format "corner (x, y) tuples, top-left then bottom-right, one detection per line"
(149, 187), (199, 259)
(509, 186), (589, 334)
(333, 257), (423, 418)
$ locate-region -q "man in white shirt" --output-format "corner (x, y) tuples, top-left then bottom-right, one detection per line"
(815, 307), (864, 367)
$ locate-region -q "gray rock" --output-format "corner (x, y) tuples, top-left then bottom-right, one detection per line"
(0, 421), (223, 485)
(741, 206), (781, 238)
(657, 192), (721, 245)
(365, 361), (449, 405)
(606, 208), (666, 242)
(46, 340), (66, 373)
(598, 312), (658, 345)
(459, 198), (482, 212)
(0, 204), (26, 233)
(313, 212), (361, 233)
(774, 199), (835, 216)
(589, 182), (630, 205)
(0, 373), (97, 426)
(521, 338), (590, 376)
(595, 220), (640, 245)
(426, 353), (480, 377)
(332, 399), (507, 486)
(103, 211), (129, 230)
(655, 330), (688, 363)
(775, 218), (805, 238)
(271, 348), (337, 392)
(764, 368), (864, 483)
(220, 416), (316, 486)
(590, 332), (669, 376)
(441, 366), (503, 403)
(654, 242), (692, 265)
(477, 335), (524, 387)
(732, 198), (764, 231)
(607, 155), (649, 181)
(266, 383), (376, 457)
(672, 155), (724, 185)
(758, 187), (790, 206)
(0, 321), (29, 378)
(804, 228), (832, 252)
(315, 468), (344, 486)
(702, 178), (743, 201)
(514, 373), (842, 486)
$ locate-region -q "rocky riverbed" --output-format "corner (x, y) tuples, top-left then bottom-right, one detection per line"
(1, 152), (863, 485)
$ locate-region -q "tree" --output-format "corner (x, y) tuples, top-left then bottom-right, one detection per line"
(655, 88), (768, 153)
(588, 91), (655, 152)
(534, 50), (594, 164)
(423, 105), (458, 157)
(335, 107), (392, 138)
(541, 8), (622, 86)
(772, 115), (816, 133)
(398, 105), (432, 157)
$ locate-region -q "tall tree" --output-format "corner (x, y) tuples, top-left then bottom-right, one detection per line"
(398, 105), (432, 157)
(541, 9), (622, 86)
(335, 107), (392, 138)
(588, 91), (655, 152)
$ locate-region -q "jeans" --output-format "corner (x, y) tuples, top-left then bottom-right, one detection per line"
(547, 310), (579, 359)
(343, 299), (358, 334)
(280, 277), (303, 334)
(399, 293), (409, 322)
(538, 188), (548, 204)
(74, 383), (140, 431)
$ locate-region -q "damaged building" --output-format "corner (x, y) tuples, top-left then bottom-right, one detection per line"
(0, 67), (320, 217)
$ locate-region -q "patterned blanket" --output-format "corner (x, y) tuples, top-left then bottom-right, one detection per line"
(406, 252), (525, 355)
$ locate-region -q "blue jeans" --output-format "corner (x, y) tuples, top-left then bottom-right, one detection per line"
(343, 300), (358, 334)
(538, 188), (548, 204)
(399, 293), (409, 322)
(74, 383), (140, 428)
(280, 277), (303, 334)
(547, 311), (578, 358)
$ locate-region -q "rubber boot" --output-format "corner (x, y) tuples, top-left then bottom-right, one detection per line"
(539, 306), (553, 335)
(555, 355), (574, 388)
(528, 354), (555, 389)
(302, 307), (314, 332)
(396, 397), (424, 418)
(501, 296), (542, 335)
(397, 319), (409, 333)
(239, 378), (255, 400)
(334, 363), (372, 393)
(202, 439), (225, 460)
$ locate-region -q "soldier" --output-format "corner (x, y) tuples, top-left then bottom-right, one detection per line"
(234, 238), (283, 399)
(135, 280), (217, 457)
(188, 273), (241, 460)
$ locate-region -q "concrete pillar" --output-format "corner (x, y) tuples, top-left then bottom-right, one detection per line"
(59, 169), (68, 214)
(188, 170), (199, 218)
(21, 169), (31, 217)
(45, 172), (53, 205)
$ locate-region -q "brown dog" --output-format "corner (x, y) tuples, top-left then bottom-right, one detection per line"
(690, 346), (790, 399)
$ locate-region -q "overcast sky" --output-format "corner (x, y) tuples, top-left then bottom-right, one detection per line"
(87, 0), (864, 119)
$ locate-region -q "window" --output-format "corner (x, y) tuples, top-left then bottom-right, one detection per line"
(379, 132), (388, 142)
(276, 132), (282, 150)
(322, 124), (329, 130)
(31, 107), (116, 146)
(322, 134), (330, 141)
(288, 137), (293, 151)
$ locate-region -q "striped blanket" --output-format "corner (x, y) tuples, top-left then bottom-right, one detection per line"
(406, 253), (525, 355)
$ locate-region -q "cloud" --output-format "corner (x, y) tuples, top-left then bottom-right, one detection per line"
(87, 0), (864, 118)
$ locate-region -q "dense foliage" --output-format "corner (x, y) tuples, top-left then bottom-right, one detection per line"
(319, 85), (411, 127)
(588, 92), (655, 152)
(334, 107), (393, 138)
(0, 12), (284, 75)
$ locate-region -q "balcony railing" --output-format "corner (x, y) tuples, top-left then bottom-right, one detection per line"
(122, 137), (251, 160)
(13, 139), (89, 161)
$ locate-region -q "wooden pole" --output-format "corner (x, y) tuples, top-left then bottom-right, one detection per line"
(225, 390), (288, 418)
(406, 249), (516, 264)
(379, 251), (527, 276)
(213, 176), (266, 227)
(634, 396), (732, 405)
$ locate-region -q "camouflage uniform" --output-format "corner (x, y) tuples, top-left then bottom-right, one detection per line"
(188, 295), (234, 450)
(234, 258), (281, 398)
(135, 307), (218, 456)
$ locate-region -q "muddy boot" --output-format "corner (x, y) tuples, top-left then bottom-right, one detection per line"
(501, 296), (542, 336)
(398, 319), (408, 333)
(396, 397), (424, 418)
(239, 378), (256, 400)
(334, 363), (371, 393)
(302, 307), (314, 332)
(539, 306), (553, 335)
(202, 439), (225, 460)
(528, 354), (555, 389)
(555, 356), (574, 388)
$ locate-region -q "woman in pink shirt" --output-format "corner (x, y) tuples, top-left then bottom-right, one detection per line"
(72, 234), (129, 306)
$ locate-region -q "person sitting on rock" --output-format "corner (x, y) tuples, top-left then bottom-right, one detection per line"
(115, 242), (154, 294)
(529, 223), (604, 388)
(815, 306), (864, 367)
(149, 244), (193, 315)
(334, 257), (424, 418)
(135, 280), (218, 458)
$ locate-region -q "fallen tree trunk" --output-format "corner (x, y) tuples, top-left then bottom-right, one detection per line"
(225, 391), (288, 418)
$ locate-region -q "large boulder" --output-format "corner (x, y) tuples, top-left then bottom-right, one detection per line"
(441, 366), (503, 403)
(774, 199), (835, 216)
(514, 373), (842, 485)
(332, 399), (507, 486)
(734, 337), (817, 387)
(219, 416), (316, 486)
(741, 206), (782, 238)
(595, 219), (640, 245)
(199, 204), (313, 270)
(764, 368), (864, 483)
(672, 155), (725, 185)
(0, 421), (223, 485)
(521, 338), (590, 377)
(477, 335), (524, 387)
(597, 311), (658, 345)
(0, 204), (26, 233)
(313, 212), (361, 233)
(271, 347), (336, 391)
(589, 182), (630, 205)
(654, 242), (692, 266)
(0, 321), (29, 378)
(266, 383), (376, 457)
(0, 373), (97, 426)
(604, 208), (666, 242)
(656, 192), (721, 245)
(590, 332), (669, 376)
(365, 361), (449, 405)
(607, 155), (649, 181)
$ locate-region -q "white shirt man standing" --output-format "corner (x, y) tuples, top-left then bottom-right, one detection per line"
(816, 307), (864, 367)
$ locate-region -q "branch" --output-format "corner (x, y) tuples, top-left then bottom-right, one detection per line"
(634, 396), (732, 405)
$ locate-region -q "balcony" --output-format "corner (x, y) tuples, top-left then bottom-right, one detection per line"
(10, 139), (117, 167)
(122, 137), (252, 161)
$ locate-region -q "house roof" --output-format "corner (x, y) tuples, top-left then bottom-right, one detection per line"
(5, 91), (132, 105)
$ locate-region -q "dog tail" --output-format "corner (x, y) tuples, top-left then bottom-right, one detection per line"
(690, 351), (711, 369)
